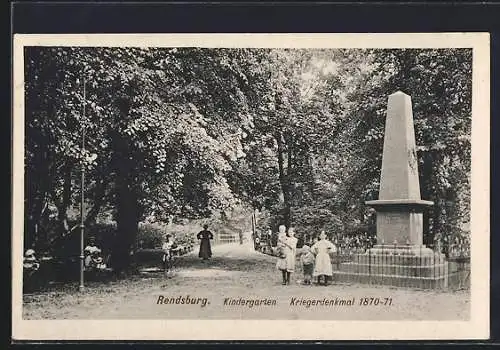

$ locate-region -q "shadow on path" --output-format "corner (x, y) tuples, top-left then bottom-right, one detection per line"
(175, 242), (273, 273)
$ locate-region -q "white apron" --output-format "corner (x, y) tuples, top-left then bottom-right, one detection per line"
(311, 239), (335, 276)
(276, 236), (298, 272)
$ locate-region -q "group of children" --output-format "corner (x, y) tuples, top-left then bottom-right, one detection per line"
(299, 231), (337, 286)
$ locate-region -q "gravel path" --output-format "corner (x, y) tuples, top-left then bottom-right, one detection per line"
(23, 242), (470, 320)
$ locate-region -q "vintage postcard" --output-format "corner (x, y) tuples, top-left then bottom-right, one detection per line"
(12, 33), (490, 341)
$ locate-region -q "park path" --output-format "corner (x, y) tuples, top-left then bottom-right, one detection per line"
(23, 242), (470, 320)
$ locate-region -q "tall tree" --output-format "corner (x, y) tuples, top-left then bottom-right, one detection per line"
(25, 47), (256, 270)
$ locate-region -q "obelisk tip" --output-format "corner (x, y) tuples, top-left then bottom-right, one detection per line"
(390, 90), (408, 97)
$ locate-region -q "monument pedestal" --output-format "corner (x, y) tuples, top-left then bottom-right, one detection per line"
(333, 245), (449, 289)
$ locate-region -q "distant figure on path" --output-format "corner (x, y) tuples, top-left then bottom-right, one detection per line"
(197, 224), (214, 260)
(311, 231), (336, 285)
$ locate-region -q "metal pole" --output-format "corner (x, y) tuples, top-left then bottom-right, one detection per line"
(79, 73), (86, 292)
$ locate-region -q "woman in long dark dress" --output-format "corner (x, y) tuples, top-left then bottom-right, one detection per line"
(197, 224), (214, 260)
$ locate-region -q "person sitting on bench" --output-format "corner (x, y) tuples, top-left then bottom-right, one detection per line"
(84, 237), (105, 270)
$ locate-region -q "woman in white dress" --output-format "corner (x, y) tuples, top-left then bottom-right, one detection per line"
(311, 231), (336, 285)
(276, 225), (288, 284)
(276, 225), (298, 285)
(284, 228), (298, 284)
(84, 237), (102, 269)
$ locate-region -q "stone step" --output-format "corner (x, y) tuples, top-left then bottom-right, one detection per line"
(351, 254), (447, 265)
(335, 261), (449, 278)
(333, 271), (449, 289)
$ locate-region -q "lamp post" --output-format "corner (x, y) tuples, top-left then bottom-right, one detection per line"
(79, 73), (86, 292)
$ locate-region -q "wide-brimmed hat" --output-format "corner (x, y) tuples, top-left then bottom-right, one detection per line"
(25, 249), (35, 257)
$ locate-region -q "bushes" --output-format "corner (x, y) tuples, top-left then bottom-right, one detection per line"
(50, 222), (117, 259)
(89, 222), (118, 253)
(163, 224), (197, 247)
(174, 230), (196, 248)
(46, 222), (118, 282)
(136, 222), (198, 250)
(136, 223), (165, 249)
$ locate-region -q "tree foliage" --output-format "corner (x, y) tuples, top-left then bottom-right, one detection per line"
(24, 47), (472, 270)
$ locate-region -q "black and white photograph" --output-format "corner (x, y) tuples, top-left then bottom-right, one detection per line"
(12, 33), (489, 340)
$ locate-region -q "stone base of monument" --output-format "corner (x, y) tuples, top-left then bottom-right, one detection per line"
(368, 244), (435, 256)
(332, 245), (449, 289)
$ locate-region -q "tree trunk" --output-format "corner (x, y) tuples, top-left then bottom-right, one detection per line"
(275, 131), (291, 229)
(25, 146), (51, 251)
(114, 181), (140, 274)
(110, 96), (141, 274)
(84, 178), (108, 227)
(111, 130), (140, 274)
(420, 150), (434, 246)
(49, 161), (73, 251)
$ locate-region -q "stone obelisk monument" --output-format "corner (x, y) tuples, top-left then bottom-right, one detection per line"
(334, 91), (448, 289)
(366, 91), (434, 255)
